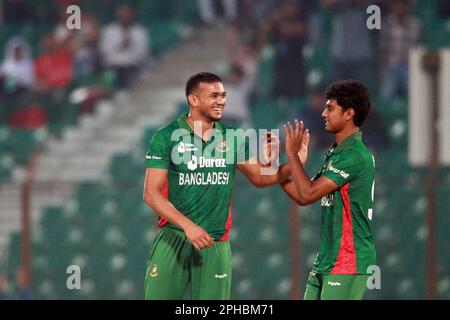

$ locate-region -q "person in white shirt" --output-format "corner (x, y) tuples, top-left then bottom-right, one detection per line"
(99, 4), (149, 88)
(0, 36), (35, 95)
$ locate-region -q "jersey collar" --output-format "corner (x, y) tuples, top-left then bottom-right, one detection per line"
(177, 113), (226, 136)
(327, 131), (362, 155)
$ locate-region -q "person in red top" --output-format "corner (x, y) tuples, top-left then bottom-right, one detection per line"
(34, 34), (74, 92)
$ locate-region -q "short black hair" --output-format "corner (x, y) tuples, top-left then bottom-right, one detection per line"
(185, 72), (222, 98)
(324, 79), (371, 127)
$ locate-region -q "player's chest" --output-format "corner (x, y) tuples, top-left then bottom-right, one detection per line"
(169, 139), (235, 173)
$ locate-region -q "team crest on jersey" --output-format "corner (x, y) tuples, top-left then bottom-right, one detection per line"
(149, 264), (158, 277)
(215, 141), (229, 153)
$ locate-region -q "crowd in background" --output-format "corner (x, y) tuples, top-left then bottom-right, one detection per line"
(213, 0), (425, 150)
(0, 0), (151, 131)
(0, 0), (447, 300)
(0, 0), (428, 150)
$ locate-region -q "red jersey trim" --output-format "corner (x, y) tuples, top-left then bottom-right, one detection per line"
(219, 200), (233, 242)
(158, 179), (169, 228)
(331, 183), (357, 274)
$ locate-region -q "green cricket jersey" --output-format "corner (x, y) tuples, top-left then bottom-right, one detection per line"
(312, 131), (376, 275)
(145, 113), (251, 241)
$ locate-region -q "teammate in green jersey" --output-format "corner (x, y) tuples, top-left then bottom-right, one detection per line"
(281, 79), (377, 300)
(142, 72), (308, 300)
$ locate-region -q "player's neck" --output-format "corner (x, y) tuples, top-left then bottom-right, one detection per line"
(335, 125), (359, 145)
(186, 112), (215, 141)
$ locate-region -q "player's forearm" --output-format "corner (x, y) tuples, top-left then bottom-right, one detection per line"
(143, 191), (194, 231)
(287, 152), (314, 204)
(280, 179), (304, 205)
(259, 163), (291, 186)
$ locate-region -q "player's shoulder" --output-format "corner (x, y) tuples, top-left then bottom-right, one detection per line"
(152, 119), (181, 140)
(339, 141), (373, 164)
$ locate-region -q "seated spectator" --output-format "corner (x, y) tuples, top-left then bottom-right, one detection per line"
(99, 4), (149, 89)
(72, 12), (101, 77)
(53, 8), (100, 78)
(379, 0), (421, 99)
(0, 37), (35, 97)
(34, 33), (74, 95)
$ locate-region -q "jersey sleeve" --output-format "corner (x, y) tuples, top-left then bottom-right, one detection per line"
(146, 130), (171, 169)
(322, 150), (365, 187)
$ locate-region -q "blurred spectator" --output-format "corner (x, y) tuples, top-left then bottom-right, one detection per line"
(231, 40), (258, 91)
(302, 0), (324, 46)
(222, 64), (252, 126)
(72, 12), (101, 77)
(262, 0), (307, 99)
(324, 0), (376, 91)
(99, 4), (149, 89)
(53, 9), (100, 78)
(379, 0), (421, 99)
(34, 33), (74, 94)
(197, 0), (238, 25)
(0, 37), (35, 97)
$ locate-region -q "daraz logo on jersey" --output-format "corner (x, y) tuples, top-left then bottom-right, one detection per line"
(187, 156), (226, 171)
(180, 156), (230, 185)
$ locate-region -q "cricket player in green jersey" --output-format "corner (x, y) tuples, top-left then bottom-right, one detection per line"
(281, 79), (376, 300)
(142, 72), (307, 300)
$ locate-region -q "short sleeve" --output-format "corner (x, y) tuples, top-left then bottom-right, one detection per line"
(322, 150), (365, 187)
(146, 130), (171, 169)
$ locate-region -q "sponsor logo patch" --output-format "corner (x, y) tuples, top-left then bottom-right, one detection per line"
(327, 281), (341, 287)
(146, 155), (162, 160)
(177, 142), (198, 153)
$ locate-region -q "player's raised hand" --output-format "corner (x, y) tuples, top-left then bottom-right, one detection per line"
(298, 128), (310, 165)
(184, 223), (215, 250)
(262, 132), (280, 164)
(284, 119), (306, 158)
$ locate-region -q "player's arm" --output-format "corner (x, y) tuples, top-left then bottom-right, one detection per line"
(235, 132), (288, 187)
(236, 131), (309, 188)
(283, 120), (339, 205)
(143, 168), (214, 250)
(237, 160), (291, 188)
(281, 175), (338, 205)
